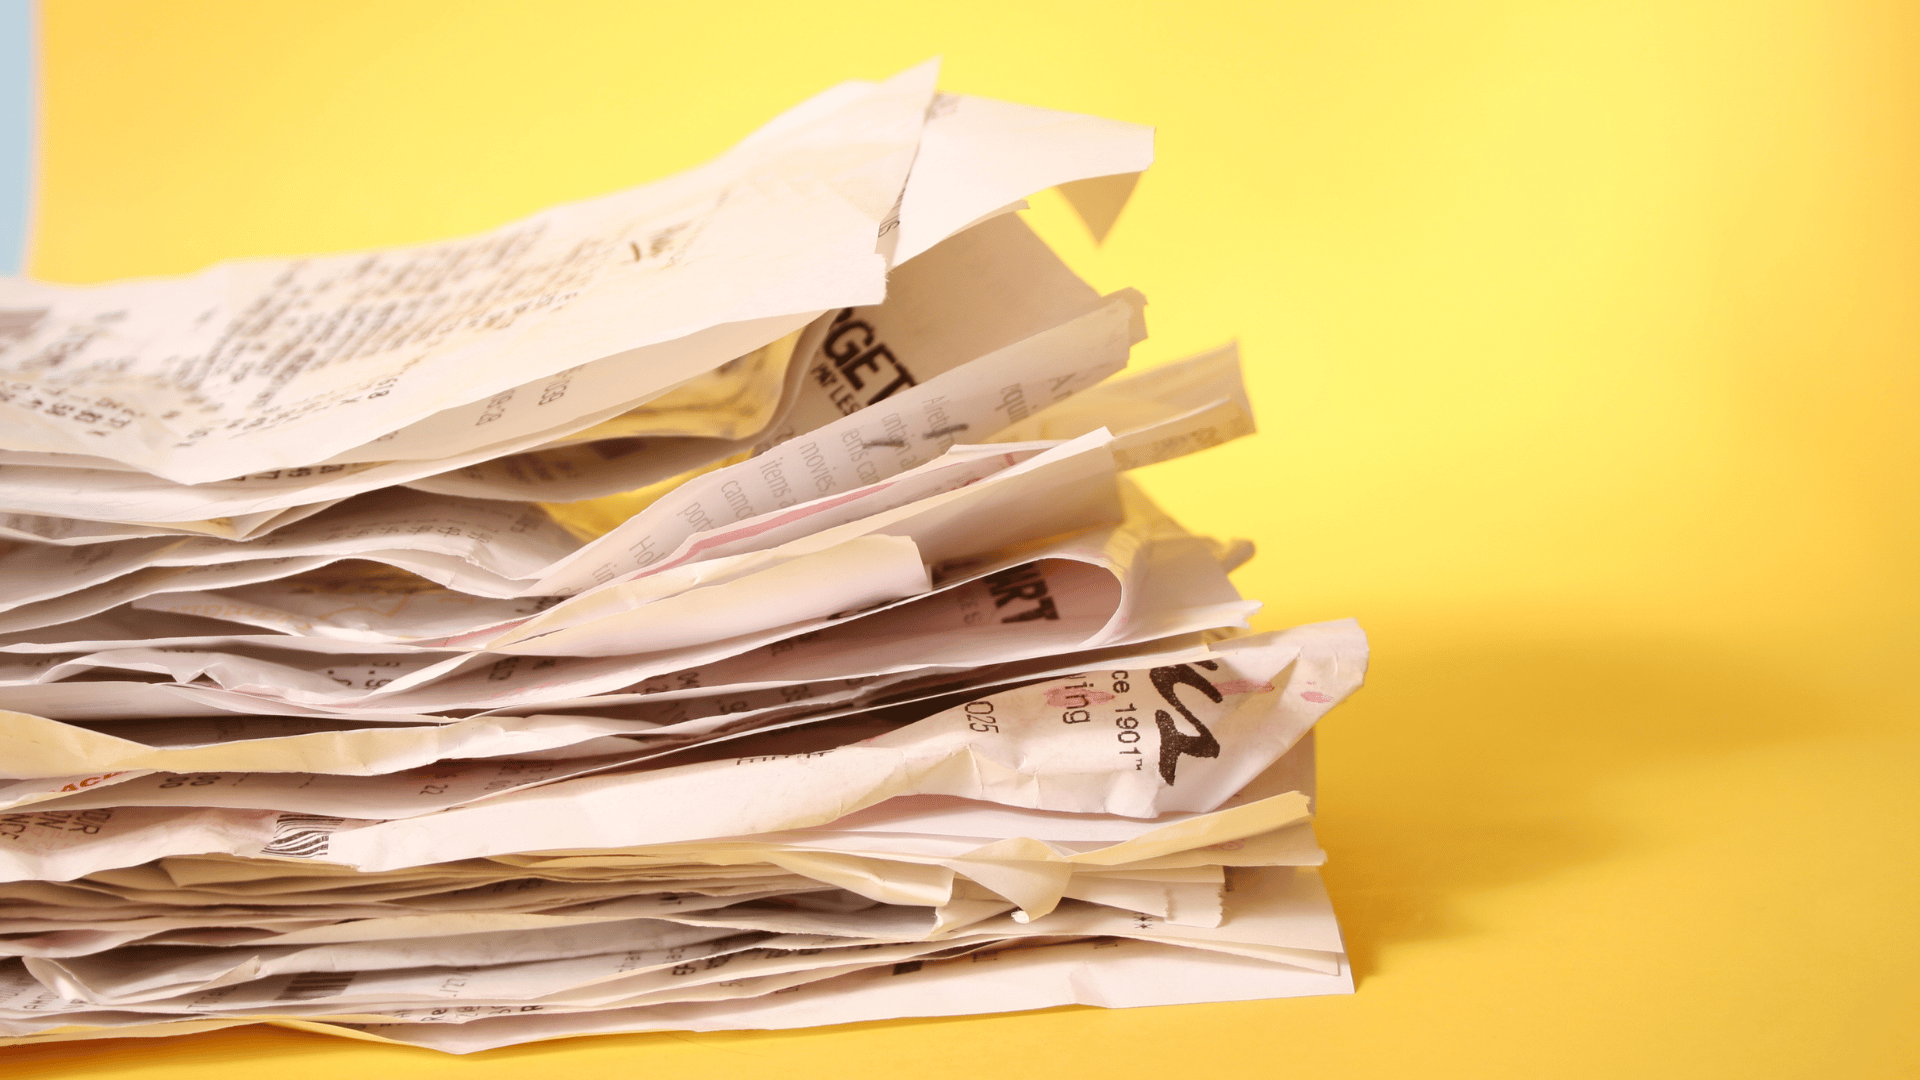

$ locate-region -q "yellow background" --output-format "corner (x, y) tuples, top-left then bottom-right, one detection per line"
(9, 0), (1917, 1075)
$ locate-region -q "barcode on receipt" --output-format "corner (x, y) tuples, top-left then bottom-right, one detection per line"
(261, 813), (348, 859)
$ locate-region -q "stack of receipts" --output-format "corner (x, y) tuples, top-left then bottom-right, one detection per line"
(0, 62), (1368, 1053)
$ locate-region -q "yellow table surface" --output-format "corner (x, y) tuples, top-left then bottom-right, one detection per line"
(8, 2), (1916, 1075)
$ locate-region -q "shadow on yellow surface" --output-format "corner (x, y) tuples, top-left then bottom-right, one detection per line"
(1320, 622), (1817, 983)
